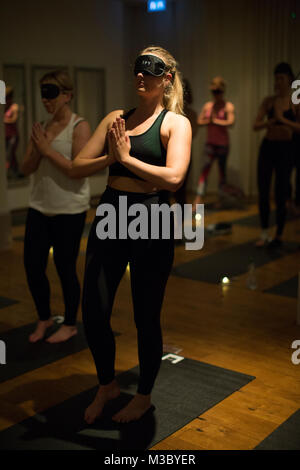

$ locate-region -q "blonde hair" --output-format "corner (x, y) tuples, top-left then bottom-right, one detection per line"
(39, 69), (74, 100)
(139, 46), (184, 115)
(210, 76), (226, 92)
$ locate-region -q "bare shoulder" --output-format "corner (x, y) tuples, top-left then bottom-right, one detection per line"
(225, 101), (235, 111)
(73, 114), (89, 125)
(9, 103), (19, 114)
(165, 110), (191, 127)
(73, 118), (91, 138)
(203, 101), (213, 109)
(106, 109), (124, 123)
(163, 111), (191, 138)
(102, 109), (125, 130)
(91, 109), (124, 134)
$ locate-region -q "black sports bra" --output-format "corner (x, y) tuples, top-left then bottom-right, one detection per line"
(109, 108), (168, 181)
(267, 103), (296, 123)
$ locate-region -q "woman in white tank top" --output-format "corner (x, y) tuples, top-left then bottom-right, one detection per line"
(21, 69), (91, 344)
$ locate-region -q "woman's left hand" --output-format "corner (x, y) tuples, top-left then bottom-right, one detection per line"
(108, 117), (131, 163)
(31, 123), (52, 156)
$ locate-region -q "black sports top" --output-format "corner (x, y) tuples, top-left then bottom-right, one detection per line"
(267, 103), (296, 123)
(109, 108), (168, 181)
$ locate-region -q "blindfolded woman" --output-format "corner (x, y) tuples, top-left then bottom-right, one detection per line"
(72, 46), (191, 424)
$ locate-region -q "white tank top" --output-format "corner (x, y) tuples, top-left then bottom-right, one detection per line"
(29, 113), (90, 215)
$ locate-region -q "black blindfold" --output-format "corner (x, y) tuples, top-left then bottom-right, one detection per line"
(41, 83), (61, 100)
(134, 54), (167, 77)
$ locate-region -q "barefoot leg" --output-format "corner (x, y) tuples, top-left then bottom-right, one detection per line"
(84, 380), (121, 425)
(46, 325), (78, 343)
(29, 319), (54, 343)
(112, 393), (152, 424)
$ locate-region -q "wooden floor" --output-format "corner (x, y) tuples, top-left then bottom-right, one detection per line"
(0, 193), (300, 450)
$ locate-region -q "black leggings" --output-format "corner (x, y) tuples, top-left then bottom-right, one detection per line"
(82, 186), (174, 395)
(24, 208), (86, 325)
(287, 137), (300, 206)
(257, 139), (293, 237)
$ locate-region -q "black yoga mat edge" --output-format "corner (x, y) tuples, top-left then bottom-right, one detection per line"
(0, 357), (255, 450)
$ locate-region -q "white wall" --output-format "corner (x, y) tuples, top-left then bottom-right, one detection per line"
(174, 0), (300, 195)
(123, 0), (177, 110)
(1, 0), (300, 212)
(123, 0), (300, 196)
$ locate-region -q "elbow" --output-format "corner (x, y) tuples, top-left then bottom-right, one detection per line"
(67, 162), (81, 179)
(168, 175), (184, 193)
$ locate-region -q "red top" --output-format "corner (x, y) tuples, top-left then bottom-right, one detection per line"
(5, 105), (18, 138)
(204, 103), (229, 146)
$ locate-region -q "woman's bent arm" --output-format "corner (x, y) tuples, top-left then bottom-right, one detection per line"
(71, 110), (123, 178)
(197, 103), (210, 126)
(122, 114), (192, 192)
(213, 102), (235, 126)
(21, 138), (42, 176)
(43, 120), (92, 177)
(253, 98), (271, 131)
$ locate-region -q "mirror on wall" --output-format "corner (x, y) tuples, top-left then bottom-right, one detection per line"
(3, 64), (106, 188)
(3, 64), (28, 185)
(74, 67), (105, 133)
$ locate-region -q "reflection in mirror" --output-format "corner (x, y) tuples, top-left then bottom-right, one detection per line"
(3, 65), (28, 185)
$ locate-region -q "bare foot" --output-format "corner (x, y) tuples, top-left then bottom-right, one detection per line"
(46, 325), (77, 343)
(112, 393), (152, 423)
(255, 236), (271, 247)
(29, 319), (54, 343)
(84, 380), (121, 424)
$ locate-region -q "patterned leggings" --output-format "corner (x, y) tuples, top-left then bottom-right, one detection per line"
(196, 143), (229, 196)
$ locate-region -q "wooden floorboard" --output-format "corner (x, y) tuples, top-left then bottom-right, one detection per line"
(0, 193), (300, 450)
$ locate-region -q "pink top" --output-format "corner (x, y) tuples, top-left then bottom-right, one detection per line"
(4, 105), (18, 139)
(204, 103), (229, 146)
